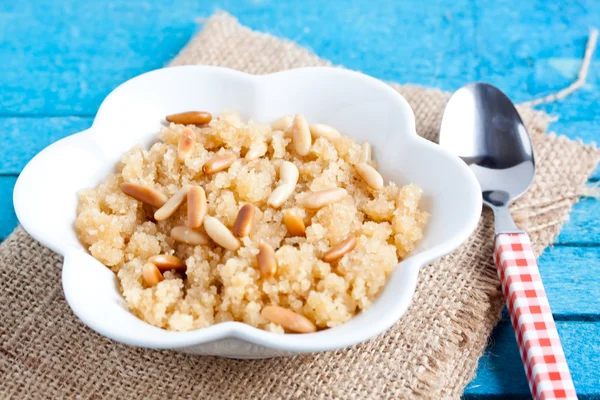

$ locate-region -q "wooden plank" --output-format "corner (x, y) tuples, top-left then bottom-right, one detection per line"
(0, 176), (17, 240)
(0, 117), (92, 174)
(556, 197), (600, 244)
(473, 0), (600, 100)
(495, 246), (600, 322)
(550, 118), (600, 149)
(465, 321), (600, 398)
(0, 1), (193, 115)
(2, 1), (598, 123)
(1, 0), (477, 116)
(537, 246), (600, 318)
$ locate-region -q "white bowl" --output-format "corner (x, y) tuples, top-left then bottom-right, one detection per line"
(14, 66), (481, 358)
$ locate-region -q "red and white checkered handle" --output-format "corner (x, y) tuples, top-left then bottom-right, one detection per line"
(495, 233), (576, 400)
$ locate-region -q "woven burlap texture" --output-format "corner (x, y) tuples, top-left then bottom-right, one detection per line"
(1, 12), (599, 400)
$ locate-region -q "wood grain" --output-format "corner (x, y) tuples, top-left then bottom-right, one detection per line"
(464, 321), (600, 397)
(1, 0), (599, 397)
(0, 177), (17, 240)
(0, 117), (92, 174)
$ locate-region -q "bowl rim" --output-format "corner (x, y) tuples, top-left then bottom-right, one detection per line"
(14, 65), (482, 352)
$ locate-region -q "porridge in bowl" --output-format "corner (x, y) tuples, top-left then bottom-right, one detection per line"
(75, 111), (428, 333)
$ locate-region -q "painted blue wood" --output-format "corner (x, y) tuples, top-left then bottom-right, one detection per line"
(537, 246), (600, 318)
(550, 119), (600, 149)
(473, 1), (600, 102)
(556, 197), (600, 244)
(0, 117), (92, 174)
(0, 0), (475, 116)
(464, 321), (600, 398)
(1, 0), (599, 397)
(0, 0), (598, 117)
(0, 177), (17, 240)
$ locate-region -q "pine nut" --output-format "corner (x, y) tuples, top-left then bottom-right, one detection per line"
(261, 305), (316, 333)
(170, 226), (209, 245)
(177, 127), (195, 161)
(267, 162), (299, 208)
(245, 146), (266, 161)
(233, 204), (255, 237)
(309, 123), (341, 140)
(257, 243), (277, 278)
(283, 209), (306, 237)
(120, 182), (168, 208)
(300, 188), (348, 210)
(202, 152), (237, 174)
(148, 254), (186, 271)
(322, 235), (358, 263)
(270, 115), (292, 131)
(354, 163), (384, 190)
(204, 216), (240, 251)
(359, 141), (371, 163)
(187, 185), (207, 229)
(166, 111), (212, 126)
(154, 185), (191, 221)
(142, 262), (164, 287)
(280, 161), (299, 185)
(267, 184), (295, 208)
(289, 114), (311, 156)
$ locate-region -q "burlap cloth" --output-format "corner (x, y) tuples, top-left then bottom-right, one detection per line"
(1, 12), (599, 400)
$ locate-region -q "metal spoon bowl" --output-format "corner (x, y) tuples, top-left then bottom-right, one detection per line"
(440, 82), (535, 232)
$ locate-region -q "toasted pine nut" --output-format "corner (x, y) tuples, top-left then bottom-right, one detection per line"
(166, 111), (212, 126)
(261, 305), (316, 333)
(142, 263), (164, 287)
(270, 115), (292, 131)
(289, 114), (311, 156)
(283, 209), (306, 237)
(187, 185), (207, 229)
(170, 226), (209, 245)
(267, 184), (295, 208)
(120, 182), (168, 208)
(233, 204), (255, 237)
(257, 243), (277, 278)
(300, 188), (348, 210)
(148, 254), (186, 271)
(322, 235), (358, 263)
(178, 127), (195, 161)
(202, 152), (237, 174)
(280, 161), (299, 185)
(154, 185), (191, 221)
(309, 123), (341, 140)
(359, 141), (371, 163)
(354, 162), (384, 190)
(204, 216), (240, 251)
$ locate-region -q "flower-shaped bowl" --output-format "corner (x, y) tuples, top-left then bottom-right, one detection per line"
(14, 66), (481, 358)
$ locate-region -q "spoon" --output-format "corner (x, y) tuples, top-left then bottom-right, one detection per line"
(440, 82), (576, 400)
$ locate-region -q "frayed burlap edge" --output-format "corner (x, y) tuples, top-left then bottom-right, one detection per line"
(1, 12), (599, 400)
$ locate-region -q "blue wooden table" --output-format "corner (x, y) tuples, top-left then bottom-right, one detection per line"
(1, 1), (598, 398)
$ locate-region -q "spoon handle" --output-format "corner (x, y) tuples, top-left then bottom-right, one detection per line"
(494, 233), (576, 399)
